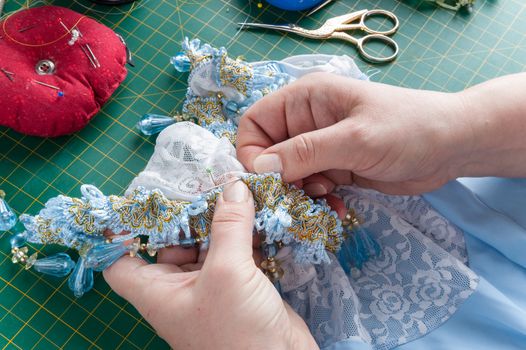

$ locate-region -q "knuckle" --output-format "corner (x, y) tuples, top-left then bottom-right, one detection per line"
(212, 205), (248, 227)
(292, 134), (316, 165)
(347, 121), (372, 150)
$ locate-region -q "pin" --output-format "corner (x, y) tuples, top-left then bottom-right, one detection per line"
(80, 45), (97, 68)
(60, 20), (99, 68)
(1, 68), (14, 81)
(59, 21), (80, 45)
(59, 21), (69, 33)
(68, 28), (80, 45)
(33, 80), (61, 90)
(84, 44), (100, 68)
(18, 24), (37, 33)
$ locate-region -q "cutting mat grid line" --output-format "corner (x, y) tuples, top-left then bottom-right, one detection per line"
(1, 0), (525, 349)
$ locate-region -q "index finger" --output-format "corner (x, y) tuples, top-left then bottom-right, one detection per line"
(236, 89), (288, 172)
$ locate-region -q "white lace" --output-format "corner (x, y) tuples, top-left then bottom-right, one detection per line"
(283, 185), (479, 350)
(126, 122), (245, 201)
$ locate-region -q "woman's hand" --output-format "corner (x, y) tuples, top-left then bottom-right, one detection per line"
(237, 72), (473, 195)
(104, 181), (319, 350)
(238, 72), (526, 195)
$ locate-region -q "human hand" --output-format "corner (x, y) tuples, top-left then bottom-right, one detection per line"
(237, 72), (472, 195)
(103, 181), (319, 350)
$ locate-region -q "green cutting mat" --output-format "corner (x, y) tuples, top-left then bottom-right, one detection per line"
(1, 0), (525, 348)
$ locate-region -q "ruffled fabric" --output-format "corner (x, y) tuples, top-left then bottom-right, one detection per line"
(21, 173), (342, 263)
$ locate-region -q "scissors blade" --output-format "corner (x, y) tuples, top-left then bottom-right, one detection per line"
(306, 0), (333, 16)
(238, 22), (300, 33)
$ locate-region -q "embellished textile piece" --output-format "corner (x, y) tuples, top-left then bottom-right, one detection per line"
(10, 39), (377, 298)
(13, 172), (341, 297)
(5, 38), (479, 350)
(138, 38), (368, 139)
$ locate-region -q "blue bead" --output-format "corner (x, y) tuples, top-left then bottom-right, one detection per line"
(85, 242), (127, 272)
(34, 253), (75, 277)
(0, 195), (17, 231)
(170, 52), (191, 72)
(136, 114), (176, 136)
(68, 257), (94, 298)
(9, 233), (27, 248)
(225, 101), (239, 113)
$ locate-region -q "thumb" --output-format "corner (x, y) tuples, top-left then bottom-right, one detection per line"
(252, 123), (354, 182)
(204, 180), (255, 270)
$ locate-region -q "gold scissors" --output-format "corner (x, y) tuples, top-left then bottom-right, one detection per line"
(239, 9), (400, 64)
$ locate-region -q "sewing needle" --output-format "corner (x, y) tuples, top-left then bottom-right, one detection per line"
(306, 0), (334, 16)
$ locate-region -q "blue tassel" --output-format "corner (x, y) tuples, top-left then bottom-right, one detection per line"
(32, 253), (75, 277)
(68, 257), (94, 298)
(85, 242), (128, 272)
(337, 211), (381, 276)
(0, 190), (17, 231)
(136, 114), (176, 135)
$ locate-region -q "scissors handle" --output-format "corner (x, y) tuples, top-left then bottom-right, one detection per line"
(330, 31), (398, 63)
(359, 9), (399, 36)
(357, 34), (399, 63)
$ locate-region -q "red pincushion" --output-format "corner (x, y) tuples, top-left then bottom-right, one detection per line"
(0, 6), (127, 137)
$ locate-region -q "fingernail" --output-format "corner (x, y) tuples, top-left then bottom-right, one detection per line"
(223, 181), (249, 203)
(303, 183), (328, 197)
(253, 154), (283, 174)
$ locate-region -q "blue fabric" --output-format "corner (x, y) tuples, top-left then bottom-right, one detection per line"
(326, 178), (526, 349)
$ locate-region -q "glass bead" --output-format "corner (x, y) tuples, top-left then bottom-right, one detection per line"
(225, 101), (238, 113)
(25, 253), (38, 270)
(85, 243), (127, 272)
(9, 233), (27, 248)
(68, 257), (94, 298)
(146, 244), (157, 257)
(136, 114), (176, 136)
(170, 52), (191, 72)
(33, 253), (75, 277)
(129, 238), (141, 257)
(0, 192), (17, 231)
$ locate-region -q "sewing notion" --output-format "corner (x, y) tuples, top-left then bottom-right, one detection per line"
(239, 9), (400, 64)
(306, 0), (335, 16)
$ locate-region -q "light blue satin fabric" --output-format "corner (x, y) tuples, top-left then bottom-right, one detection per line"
(325, 178), (526, 350)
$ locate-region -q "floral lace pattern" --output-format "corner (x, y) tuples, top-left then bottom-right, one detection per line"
(283, 185), (479, 349)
